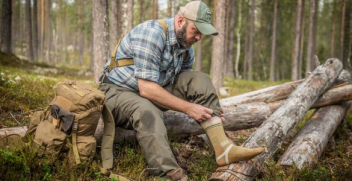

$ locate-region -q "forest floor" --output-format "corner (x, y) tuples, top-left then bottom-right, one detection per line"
(0, 52), (352, 181)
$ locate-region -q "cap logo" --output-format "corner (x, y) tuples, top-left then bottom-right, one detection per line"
(205, 10), (212, 23)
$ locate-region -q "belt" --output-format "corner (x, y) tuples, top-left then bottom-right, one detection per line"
(99, 74), (114, 84)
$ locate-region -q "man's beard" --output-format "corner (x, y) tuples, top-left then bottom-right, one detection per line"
(176, 21), (197, 48)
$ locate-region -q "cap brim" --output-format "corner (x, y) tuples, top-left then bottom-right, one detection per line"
(194, 21), (218, 36)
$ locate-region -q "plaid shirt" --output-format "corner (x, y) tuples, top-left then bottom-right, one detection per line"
(103, 17), (195, 91)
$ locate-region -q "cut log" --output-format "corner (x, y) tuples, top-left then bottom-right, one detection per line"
(278, 101), (351, 169)
(209, 58), (343, 180)
(220, 69), (351, 107)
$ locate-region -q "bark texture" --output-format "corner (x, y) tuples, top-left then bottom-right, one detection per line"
(210, 0), (226, 92)
(0, 0), (12, 54)
(92, 0), (109, 83)
(210, 58), (343, 180)
(278, 102), (351, 169)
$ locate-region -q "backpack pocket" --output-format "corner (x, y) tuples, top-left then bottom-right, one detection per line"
(33, 119), (67, 155)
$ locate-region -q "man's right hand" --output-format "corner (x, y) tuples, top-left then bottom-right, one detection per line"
(185, 103), (213, 123)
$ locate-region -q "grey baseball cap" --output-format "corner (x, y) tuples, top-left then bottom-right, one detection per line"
(178, 1), (218, 36)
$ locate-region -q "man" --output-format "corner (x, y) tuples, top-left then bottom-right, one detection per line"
(99, 1), (264, 180)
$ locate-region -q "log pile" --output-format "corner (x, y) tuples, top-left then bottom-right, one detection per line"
(1, 59), (351, 180)
(209, 58), (352, 180)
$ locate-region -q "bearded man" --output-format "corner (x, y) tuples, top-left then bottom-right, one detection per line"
(99, 1), (264, 180)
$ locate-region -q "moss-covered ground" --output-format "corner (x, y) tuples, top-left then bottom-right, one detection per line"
(1, 52), (351, 180)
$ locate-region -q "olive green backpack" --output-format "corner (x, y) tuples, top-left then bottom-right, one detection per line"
(24, 80), (115, 170)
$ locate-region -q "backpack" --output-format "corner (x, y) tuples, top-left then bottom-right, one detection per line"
(24, 80), (115, 169)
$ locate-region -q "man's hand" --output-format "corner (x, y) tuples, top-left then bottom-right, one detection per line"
(221, 108), (225, 123)
(185, 103), (213, 123)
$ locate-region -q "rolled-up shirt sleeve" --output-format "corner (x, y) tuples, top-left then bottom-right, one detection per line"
(181, 47), (195, 72)
(131, 26), (165, 83)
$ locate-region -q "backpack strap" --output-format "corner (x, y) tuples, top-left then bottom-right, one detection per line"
(100, 104), (115, 170)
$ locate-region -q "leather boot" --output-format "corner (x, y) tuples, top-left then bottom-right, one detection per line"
(166, 168), (188, 181)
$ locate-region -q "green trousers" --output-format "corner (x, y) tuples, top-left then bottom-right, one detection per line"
(98, 71), (221, 176)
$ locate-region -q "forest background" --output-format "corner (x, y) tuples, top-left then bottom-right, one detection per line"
(1, 0), (352, 180)
(1, 0), (352, 88)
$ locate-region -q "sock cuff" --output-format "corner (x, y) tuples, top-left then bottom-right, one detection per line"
(204, 123), (223, 132)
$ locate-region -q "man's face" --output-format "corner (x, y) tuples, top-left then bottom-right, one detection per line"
(176, 19), (202, 48)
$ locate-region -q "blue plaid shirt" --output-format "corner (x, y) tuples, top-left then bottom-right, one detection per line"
(103, 17), (195, 91)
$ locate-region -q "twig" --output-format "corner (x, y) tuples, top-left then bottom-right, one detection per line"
(138, 167), (158, 181)
(10, 112), (21, 125)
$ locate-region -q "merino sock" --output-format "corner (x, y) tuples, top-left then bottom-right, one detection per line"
(204, 123), (264, 166)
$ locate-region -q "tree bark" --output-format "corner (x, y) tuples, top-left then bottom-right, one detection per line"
(0, 0), (12, 54)
(211, 0), (226, 93)
(153, 0), (158, 19)
(340, 0), (346, 62)
(342, 0), (351, 71)
(298, 0), (305, 79)
(306, 0), (317, 75)
(33, 0), (39, 61)
(26, 0), (34, 61)
(93, 0), (109, 84)
(247, 0), (255, 80)
(78, 0), (85, 65)
(291, 0), (303, 81)
(235, 0), (242, 79)
(195, 39), (202, 71)
(278, 102), (351, 169)
(210, 58), (343, 181)
(331, 0), (337, 58)
(109, 0), (121, 53)
(121, 0), (133, 36)
(225, 0), (236, 78)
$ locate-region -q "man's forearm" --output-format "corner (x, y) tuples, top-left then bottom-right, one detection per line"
(137, 79), (190, 113)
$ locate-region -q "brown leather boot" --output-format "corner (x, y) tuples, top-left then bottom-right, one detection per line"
(166, 168), (188, 181)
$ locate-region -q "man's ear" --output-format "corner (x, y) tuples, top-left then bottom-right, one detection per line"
(177, 16), (185, 28)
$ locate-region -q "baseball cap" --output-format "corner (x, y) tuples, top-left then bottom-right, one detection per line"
(178, 1), (218, 36)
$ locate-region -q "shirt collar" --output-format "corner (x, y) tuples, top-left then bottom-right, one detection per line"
(164, 18), (178, 46)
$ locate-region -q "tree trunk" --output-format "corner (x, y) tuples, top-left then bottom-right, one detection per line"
(78, 0), (85, 65)
(25, 0), (34, 61)
(298, 0), (305, 79)
(45, 0), (51, 63)
(0, 0), (12, 54)
(210, 58), (343, 180)
(33, 0), (39, 61)
(225, 0), (236, 78)
(195, 39), (202, 71)
(278, 102), (351, 169)
(109, 0), (121, 53)
(270, 0), (278, 82)
(235, 0), (242, 79)
(121, 0), (133, 36)
(291, 0), (303, 81)
(211, 0), (226, 93)
(340, 0), (346, 62)
(306, 0), (316, 75)
(247, 0), (255, 80)
(342, 0), (351, 71)
(40, 0), (45, 62)
(93, 0), (109, 84)
(331, 0), (337, 58)
(139, 0), (144, 23)
(153, 0), (158, 19)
